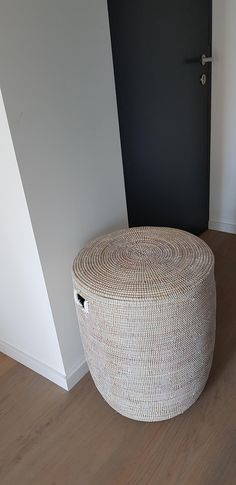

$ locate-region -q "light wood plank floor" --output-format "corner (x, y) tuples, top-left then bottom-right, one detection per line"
(0, 230), (236, 485)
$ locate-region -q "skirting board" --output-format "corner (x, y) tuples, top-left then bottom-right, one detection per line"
(0, 339), (88, 391)
(66, 360), (89, 391)
(208, 220), (236, 235)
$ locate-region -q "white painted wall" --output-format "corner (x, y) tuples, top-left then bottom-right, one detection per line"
(0, 91), (66, 387)
(0, 0), (128, 383)
(209, 0), (236, 234)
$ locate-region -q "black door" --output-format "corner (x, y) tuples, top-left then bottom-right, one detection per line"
(108, 1), (212, 234)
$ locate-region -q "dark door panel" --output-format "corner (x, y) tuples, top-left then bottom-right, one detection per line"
(108, 0), (212, 234)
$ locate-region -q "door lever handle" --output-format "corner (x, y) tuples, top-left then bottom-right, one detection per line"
(201, 54), (213, 66)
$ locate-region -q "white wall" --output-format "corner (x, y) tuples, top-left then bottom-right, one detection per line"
(210, 0), (236, 234)
(0, 0), (128, 383)
(0, 91), (67, 387)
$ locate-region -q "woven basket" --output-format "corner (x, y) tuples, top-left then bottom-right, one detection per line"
(72, 227), (216, 422)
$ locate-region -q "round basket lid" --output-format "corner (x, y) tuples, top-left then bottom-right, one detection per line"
(72, 227), (214, 301)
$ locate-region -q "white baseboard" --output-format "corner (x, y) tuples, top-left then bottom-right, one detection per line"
(0, 339), (88, 391)
(66, 360), (89, 390)
(208, 220), (236, 235)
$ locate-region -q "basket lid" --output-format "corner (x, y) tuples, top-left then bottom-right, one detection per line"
(72, 227), (214, 301)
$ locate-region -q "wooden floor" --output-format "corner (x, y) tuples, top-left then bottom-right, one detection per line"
(0, 230), (236, 485)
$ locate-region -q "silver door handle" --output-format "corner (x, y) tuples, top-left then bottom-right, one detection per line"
(201, 54), (213, 66)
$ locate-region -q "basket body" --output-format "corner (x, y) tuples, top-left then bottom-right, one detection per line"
(72, 227), (216, 422)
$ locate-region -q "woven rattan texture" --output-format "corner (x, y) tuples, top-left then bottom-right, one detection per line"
(73, 227), (216, 421)
(73, 227), (214, 301)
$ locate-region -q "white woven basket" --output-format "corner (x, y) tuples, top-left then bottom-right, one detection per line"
(72, 227), (216, 422)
